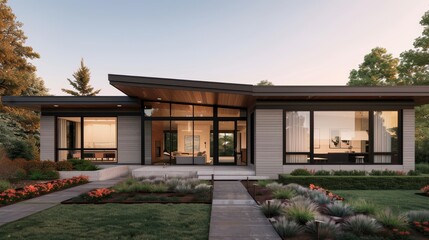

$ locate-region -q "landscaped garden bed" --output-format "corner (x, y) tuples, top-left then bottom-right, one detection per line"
(0, 176), (89, 207)
(243, 179), (429, 239)
(62, 176), (213, 204)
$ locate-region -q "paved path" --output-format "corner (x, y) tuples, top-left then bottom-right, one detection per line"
(0, 178), (124, 227)
(209, 181), (280, 240)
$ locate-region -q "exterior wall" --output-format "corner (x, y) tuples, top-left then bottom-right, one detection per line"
(117, 116), (141, 164)
(255, 109), (283, 178)
(40, 116), (55, 161)
(402, 108), (415, 171)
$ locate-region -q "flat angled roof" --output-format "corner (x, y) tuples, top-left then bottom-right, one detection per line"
(2, 96), (140, 110)
(109, 74), (429, 106)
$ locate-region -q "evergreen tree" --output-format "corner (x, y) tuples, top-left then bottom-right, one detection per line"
(62, 59), (101, 96)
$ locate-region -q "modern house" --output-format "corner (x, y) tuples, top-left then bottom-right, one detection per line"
(4, 74), (429, 178)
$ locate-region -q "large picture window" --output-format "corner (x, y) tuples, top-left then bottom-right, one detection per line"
(57, 117), (117, 162)
(284, 110), (401, 165)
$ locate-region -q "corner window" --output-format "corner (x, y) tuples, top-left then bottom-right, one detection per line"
(285, 111), (310, 163)
(374, 111), (399, 163)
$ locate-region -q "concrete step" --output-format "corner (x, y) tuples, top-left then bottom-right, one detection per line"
(198, 175), (271, 180)
(197, 170), (255, 176)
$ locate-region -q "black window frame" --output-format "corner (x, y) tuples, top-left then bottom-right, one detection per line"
(55, 116), (119, 162)
(283, 110), (402, 165)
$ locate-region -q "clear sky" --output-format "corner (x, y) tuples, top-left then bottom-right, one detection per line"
(8, 0), (429, 95)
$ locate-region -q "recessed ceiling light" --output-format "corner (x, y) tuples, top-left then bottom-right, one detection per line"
(53, 105), (59, 108)
(157, 97), (162, 101)
(117, 104), (122, 108)
(197, 100), (202, 103)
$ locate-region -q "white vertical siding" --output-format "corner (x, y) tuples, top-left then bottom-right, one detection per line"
(255, 109), (283, 178)
(403, 109), (415, 171)
(118, 116), (141, 164)
(40, 116), (55, 161)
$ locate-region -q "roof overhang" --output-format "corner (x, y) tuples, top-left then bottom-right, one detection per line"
(109, 74), (429, 106)
(1, 96), (140, 111)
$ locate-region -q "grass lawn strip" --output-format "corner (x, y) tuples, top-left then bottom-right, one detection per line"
(332, 190), (429, 213)
(0, 204), (210, 240)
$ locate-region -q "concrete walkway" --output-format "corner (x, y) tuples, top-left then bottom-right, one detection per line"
(0, 178), (124, 227)
(209, 181), (280, 240)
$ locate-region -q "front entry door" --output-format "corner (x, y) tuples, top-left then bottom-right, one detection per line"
(217, 121), (236, 165)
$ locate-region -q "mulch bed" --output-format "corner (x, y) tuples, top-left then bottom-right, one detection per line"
(241, 180), (273, 204)
(62, 192), (213, 204)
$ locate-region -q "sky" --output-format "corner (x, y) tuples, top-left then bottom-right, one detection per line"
(8, 0), (429, 96)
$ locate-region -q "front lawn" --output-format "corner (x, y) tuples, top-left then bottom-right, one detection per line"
(0, 204), (211, 240)
(332, 190), (428, 213)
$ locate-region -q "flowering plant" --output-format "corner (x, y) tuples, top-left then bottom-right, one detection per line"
(82, 188), (114, 202)
(0, 176), (89, 206)
(309, 184), (344, 201)
(421, 185), (429, 196)
(412, 221), (429, 236)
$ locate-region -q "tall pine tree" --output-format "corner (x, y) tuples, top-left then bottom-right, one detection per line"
(62, 59), (101, 96)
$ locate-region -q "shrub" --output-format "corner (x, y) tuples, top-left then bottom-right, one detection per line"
(165, 178), (182, 191)
(308, 190), (331, 205)
(68, 159), (99, 171)
(0, 180), (11, 192)
(332, 170), (366, 176)
(350, 199), (378, 215)
(6, 139), (35, 160)
(273, 188), (296, 200)
(29, 169), (59, 180)
(265, 182), (284, 192)
(261, 200), (282, 218)
(407, 170), (421, 176)
(256, 179), (274, 187)
(174, 184), (194, 195)
(407, 210), (429, 223)
(342, 215), (383, 236)
(369, 169), (405, 176)
(0, 158), (26, 181)
(290, 168), (313, 176)
(41, 161), (57, 173)
(306, 216), (341, 240)
(278, 175), (429, 190)
(194, 183), (212, 194)
(325, 202), (354, 218)
(273, 217), (305, 238)
(315, 170), (331, 176)
(283, 196), (319, 224)
(112, 180), (168, 193)
(375, 208), (408, 230)
(55, 160), (73, 171)
(416, 163), (429, 174)
(24, 160), (42, 173)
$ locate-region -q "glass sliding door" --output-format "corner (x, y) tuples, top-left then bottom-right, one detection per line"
(218, 121), (235, 164)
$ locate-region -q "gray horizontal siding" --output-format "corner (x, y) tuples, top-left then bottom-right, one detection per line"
(118, 116), (141, 164)
(255, 109), (283, 178)
(403, 109), (415, 171)
(40, 116), (55, 161)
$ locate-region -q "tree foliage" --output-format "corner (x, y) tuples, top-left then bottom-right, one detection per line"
(347, 47), (399, 86)
(0, 0), (48, 160)
(347, 10), (429, 163)
(256, 80), (274, 86)
(62, 59), (100, 96)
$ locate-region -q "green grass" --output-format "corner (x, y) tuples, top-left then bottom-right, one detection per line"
(0, 204), (210, 240)
(332, 190), (428, 213)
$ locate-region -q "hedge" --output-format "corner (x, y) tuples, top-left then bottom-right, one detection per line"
(278, 175), (429, 190)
